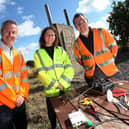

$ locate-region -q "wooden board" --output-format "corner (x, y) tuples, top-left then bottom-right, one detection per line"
(50, 79), (129, 129)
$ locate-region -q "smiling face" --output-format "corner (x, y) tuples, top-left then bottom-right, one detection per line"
(74, 15), (89, 35)
(44, 29), (56, 47)
(1, 23), (17, 48)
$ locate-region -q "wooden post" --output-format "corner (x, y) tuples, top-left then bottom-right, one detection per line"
(64, 9), (70, 25)
(44, 4), (53, 25)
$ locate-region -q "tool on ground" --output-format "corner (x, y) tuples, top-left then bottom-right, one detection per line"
(85, 104), (102, 122)
(79, 97), (101, 122)
(107, 89), (128, 111)
(113, 102), (121, 113)
(79, 98), (93, 106)
(120, 95), (129, 110)
(112, 90), (126, 97)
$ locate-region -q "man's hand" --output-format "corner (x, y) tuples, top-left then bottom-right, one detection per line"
(15, 95), (24, 107)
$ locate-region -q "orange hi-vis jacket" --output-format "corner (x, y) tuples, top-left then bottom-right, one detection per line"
(0, 47), (29, 109)
(73, 28), (119, 78)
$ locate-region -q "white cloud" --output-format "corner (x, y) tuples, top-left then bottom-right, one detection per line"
(89, 15), (109, 29)
(77, 0), (110, 13)
(0, 0), (16, 13)
(74, 31), (79, 38)
(9, 1), (16, 5)
(0, 0), (7, 12)
(17, 6), (24, 14)
(22, 15), (33, 21)
(18, 19), (41, 37)
(18, 42), (38, 56)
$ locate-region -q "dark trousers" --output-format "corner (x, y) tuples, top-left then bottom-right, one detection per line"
(0, 102), (27, 129)
(46, 97), (57, 129)
(85, 65), (124, 87)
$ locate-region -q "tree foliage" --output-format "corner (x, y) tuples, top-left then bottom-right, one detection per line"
(107, 0), (129, 48)
(26, 60), (34, 68)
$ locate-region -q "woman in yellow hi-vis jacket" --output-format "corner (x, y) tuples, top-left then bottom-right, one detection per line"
(34, 26), (74, 129)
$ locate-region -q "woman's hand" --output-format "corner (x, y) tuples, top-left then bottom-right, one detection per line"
(57, 84), (64, 90)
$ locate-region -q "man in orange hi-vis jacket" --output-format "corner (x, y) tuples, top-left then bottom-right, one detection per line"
(0, 20), (29, 129)
(73, 13), (123, 86)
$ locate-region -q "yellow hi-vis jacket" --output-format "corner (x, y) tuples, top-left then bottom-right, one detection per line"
(0, 47), (29, 109)
(34, 46), (75, 97)
(73, 28), (119, 78)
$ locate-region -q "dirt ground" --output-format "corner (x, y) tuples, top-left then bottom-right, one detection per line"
(26, 50), (129, 129)
(26, 72), (50, 129)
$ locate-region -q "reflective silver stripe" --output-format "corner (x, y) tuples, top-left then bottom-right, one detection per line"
(0, 70), (2, 75)
(38, 64), (64, 72)
(60, 47), (64, 53)
(83, 66), (93, 70)
(113, 53), (117, 57)
(54, 64), (63, 68)
(15, 72), (20, 77)
(38, 67), (44, 72)
(44, 64), (62, 70)
(17, 50), (22, 64)
(75, 55), (92, 61)
(21, 78), (28, 83)
(64, 64), (72, 69)
(75, 40), (93, 60)
(61, 75), (71, 84)
(12, 85), (20, 91)
(3, 71), (20, 79)
(94, 48), (109, 57)
(21, 66), (27, 71)
(81, 55), (92, 60)
(0, 83), (8, 91)
(98, 58), (114, 67)
(12, 85), (15, 90)
(75, 56), (81, 60)
(45, 80), (56, 90)
(16, 86), (20, 92)
(75, 40), (82, 55)
(3, 71), (13, 79)
(36, 50), (44, 66)
(98, 28), (105, 49)
(107, 41), (116, 48)
(0, 55), (1, 63)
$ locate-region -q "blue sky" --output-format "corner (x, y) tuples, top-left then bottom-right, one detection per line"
(0, 0), (124, 61)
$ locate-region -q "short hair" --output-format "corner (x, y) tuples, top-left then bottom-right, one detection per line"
(73, 13), (86, 25)
(39, 26), (58, 48)
(1, 20), (17, 32)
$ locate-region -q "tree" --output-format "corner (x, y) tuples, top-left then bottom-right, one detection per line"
(26, 60), (34, 68)
(107, 0), (129, 50)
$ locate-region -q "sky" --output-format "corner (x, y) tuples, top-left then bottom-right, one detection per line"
(0, 0), (125, 61)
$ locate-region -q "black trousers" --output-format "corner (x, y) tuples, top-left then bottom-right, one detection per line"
(85, 66), (124, 87)
(0, 102), (27, 129)
(46, 97), (57, 129)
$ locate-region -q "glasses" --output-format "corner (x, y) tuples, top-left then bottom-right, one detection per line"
(74, 19), (85, 27)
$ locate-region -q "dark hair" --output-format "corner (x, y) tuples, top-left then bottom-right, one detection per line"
(73, 13), (85, 25)
(39, 26), (58, 48)
(1, 20), (17, 32)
